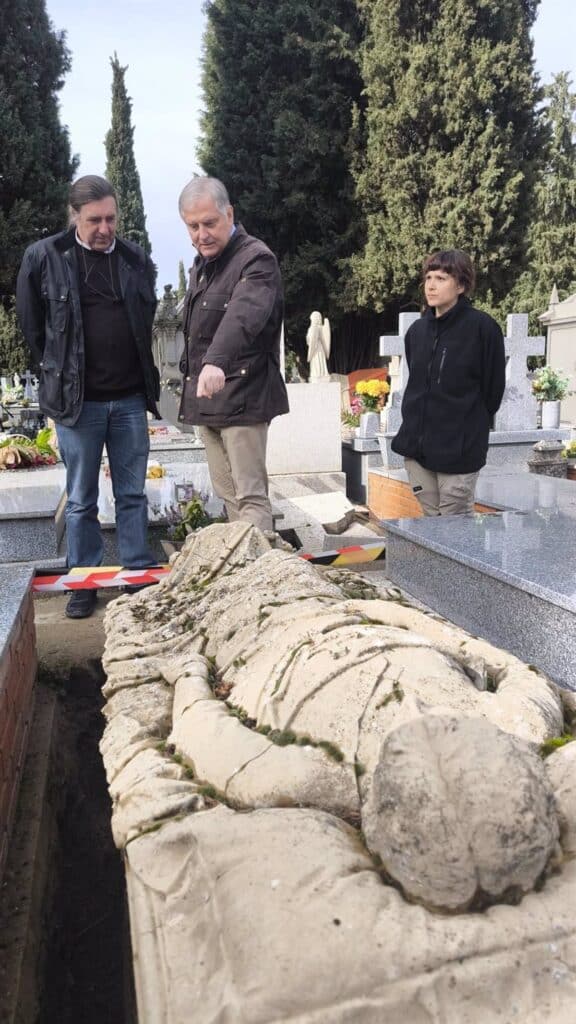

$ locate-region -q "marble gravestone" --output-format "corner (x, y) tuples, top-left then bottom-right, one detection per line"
(494, 314), (544, 432)
(147, 421), (206, 464)
(540, 287), (576, 427)
(341, 314), (419, 502)
(487, 314), (569, 465)
(377, 312), (420, 469)
(100, 523), (576, 1024)
(383, 492), (576, 692)
(267, 381), (342, 474)
(0, 465), (66, 563)
(152, 286), (196, 436)
(22, 369), (37, 402)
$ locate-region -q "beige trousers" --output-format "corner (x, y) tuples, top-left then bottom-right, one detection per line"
(404, 458), (479, 516)
(199, 423), (273, 532)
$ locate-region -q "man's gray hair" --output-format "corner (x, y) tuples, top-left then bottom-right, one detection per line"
(178, 176), (230, 216)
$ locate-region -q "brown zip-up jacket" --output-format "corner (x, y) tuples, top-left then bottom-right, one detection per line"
(178, 225), (289, 428)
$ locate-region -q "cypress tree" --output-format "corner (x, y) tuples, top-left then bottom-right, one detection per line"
(0, 0), (77, 371)
(0, 306), (26, 376)
(199, 0), (379, 371)
(351, 0), (547, 325)
(509, 73), (576, 332)
(177, 259), (187, 301)
(105, 54), (151, 255)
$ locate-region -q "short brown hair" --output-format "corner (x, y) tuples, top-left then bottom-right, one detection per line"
(422, 250), (475, 296)
(69, 175), (117, 212)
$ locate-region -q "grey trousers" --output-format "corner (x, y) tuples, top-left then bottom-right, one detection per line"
(199, 423), (273, 532)
(404, 458), (479, 516)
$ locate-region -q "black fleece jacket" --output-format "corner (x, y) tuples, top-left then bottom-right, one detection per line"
(391, 297), (506, 474)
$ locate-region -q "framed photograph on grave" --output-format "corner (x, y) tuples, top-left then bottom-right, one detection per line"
(175, 483), (198, 503)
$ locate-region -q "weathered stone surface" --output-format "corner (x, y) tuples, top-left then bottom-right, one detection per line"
(104, 680), (172, 733)
(363, 714), (560, 911)
(169, 685), (358, 815)
(125, 808), (576, 1024)
(108, 746), (207, 846)
(546, 742), (576, 856)
(100, 523), (576, 1023)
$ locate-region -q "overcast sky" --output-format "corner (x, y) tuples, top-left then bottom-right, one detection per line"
(45, 0), (576, 293)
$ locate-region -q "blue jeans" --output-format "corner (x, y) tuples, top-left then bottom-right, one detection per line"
(56, 395), (154, 568)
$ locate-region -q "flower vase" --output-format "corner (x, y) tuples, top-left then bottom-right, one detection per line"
(358, 411), (380, 438)
(541, 400), (561, 430)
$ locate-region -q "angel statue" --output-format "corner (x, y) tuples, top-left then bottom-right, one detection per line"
(306, 310), (331, 381)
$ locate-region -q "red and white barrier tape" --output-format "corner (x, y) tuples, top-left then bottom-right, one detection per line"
(32, 541), (386, 592)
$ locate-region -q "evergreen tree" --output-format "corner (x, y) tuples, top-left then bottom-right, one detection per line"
(105, 54), (151, 255)
(508, 73), (576, 332)
(177, 259), (187, 301)
(351, 0), (547, 325)
(0, 0), (77, 373)
(199, 0), (379, 371)
(0, 305), (27, 377)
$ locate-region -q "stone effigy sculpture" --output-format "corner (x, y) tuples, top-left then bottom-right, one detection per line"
(101, 523), (576, 1023)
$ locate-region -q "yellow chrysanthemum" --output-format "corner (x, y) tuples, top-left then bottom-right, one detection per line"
(356, 379), (390, 397)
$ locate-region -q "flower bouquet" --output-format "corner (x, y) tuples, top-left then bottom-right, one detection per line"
(0, 382), (24, 405)
(0, 428), (57, 470)
(531, 366), (571, 402)
(160, 489), (224, 556)
(562, 440), (576, 476)
(354, 378), (390, 412)
(167, 495), (212, 541)
(562, 441), (576, 462)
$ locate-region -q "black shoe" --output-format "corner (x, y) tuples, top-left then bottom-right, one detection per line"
(65, 589), (98, 619)
(122, 565), (160, 594)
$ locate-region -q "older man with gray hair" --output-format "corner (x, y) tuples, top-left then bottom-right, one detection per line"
(177, 176), (288, 532)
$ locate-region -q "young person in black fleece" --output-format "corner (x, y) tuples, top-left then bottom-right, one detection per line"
(392, 249), (505, 515)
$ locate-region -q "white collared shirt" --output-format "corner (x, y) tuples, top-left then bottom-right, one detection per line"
(75, 230), (116, 254)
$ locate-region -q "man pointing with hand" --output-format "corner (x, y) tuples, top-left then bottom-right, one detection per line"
(177, 176), (288, 532)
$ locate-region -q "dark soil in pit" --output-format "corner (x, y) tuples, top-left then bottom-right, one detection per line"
(38, 659), (133, 1024)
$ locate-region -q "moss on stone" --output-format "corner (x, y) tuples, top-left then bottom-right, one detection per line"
(540, 733), (575, 758)
(376, 679), (405, 709)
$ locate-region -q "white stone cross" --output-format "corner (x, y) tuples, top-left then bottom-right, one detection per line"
(494, 314), (545, 433)
(23, 368), (35, 401)
(379, 311), (420, 434)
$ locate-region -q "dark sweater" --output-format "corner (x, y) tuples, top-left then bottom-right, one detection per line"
(76, 244), (145, 401)
(391, 297), (506, 474)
